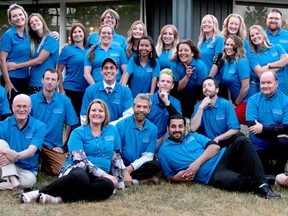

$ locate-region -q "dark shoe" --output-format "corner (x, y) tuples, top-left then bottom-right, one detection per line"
(266, 175), (276, 185)
(255, 184), (281, 199)
(139, 176), (159, 185)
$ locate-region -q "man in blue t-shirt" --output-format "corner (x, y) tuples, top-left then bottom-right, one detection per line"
(158, 114), (280, 199)
(246, 71), (288, 175)
(0, 94), (46, 198)
(265, 9), (288, 53)
(116, 94), (161, 186)
(191, 76), (241, 147)
(30, 69), (79, 175)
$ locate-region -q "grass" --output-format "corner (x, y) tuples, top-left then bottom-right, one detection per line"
(0, 172), (287, 216)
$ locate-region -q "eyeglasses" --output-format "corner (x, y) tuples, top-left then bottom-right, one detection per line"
(103, 66), (117, 70)
(105, 16), (116, 20)
(13, 104), (31, 110)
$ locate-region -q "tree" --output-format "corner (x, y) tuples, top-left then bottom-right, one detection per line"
(244, 6), (268, 30)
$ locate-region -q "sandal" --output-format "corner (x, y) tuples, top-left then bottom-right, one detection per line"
(20, 190), (39, 203)
(12, 185), (24, 198)
(37, 193), (62, 204)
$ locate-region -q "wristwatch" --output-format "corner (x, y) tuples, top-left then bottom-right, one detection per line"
(267, 63), (271, 69)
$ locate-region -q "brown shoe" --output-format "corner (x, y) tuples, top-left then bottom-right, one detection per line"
(12, 185), (24, 198)
(139, 176), (159, 185)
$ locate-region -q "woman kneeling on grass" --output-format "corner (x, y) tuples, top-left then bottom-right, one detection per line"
(20, 99), (124, 203)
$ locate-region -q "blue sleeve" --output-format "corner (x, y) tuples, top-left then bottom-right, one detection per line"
(275, 44), (287, 55)
(43, 36), (59, 54)
(84, 50), (93, 66)
(123, 87), (133, 112)
(58, 46), (70, 65)
(238, 58), (250, 80)
(31, 121), (47, 151)
(81, 87), (93, 115)
(126, 58), (135, 74)
(249, 53), (260, 70)
(171, 62), (180, 82)
(68, 128), (85, 151)
(64, 97), (79, 126)
(196, 61), (208, 85)
(152, 59), (161, 78)
(0, 31), (12, 53)
(146, 125), (158, 153)
(119, 48), (128, 65)
(215, 36), (224, 54)
(193, 132), (211, 148)
(157, 147), (175, 178)
(112, 125), (121, 151)
(246, 96), (258, 121)
(0, 88), (11, 116)
(244, 40), (252, 58)
(225, 102), (240, 129)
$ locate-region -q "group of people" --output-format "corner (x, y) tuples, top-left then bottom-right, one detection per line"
(0, 3), (288, 204)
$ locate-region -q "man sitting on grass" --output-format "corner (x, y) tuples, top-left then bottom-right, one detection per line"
(158, 114), (281, 199)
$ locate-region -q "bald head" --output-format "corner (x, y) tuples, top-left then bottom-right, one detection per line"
(260, 71), (278, 97)
(13, 94), (31, 106)
(12, 94), (32, 122)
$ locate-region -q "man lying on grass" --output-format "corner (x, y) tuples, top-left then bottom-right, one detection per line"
(158, 114), (281, 199)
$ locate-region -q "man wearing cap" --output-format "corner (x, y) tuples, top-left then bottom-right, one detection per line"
(81, 57), (133, 123)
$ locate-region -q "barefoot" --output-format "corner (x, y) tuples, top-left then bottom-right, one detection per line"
(275, 173), (288, 187)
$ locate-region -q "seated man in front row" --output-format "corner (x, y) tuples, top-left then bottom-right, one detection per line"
(0, 94), (46, 198)
(246, 71), (288, 175)
(190, 76), (242, 147)
(116, 94), (161, 186)
(158, 114), (281, 199)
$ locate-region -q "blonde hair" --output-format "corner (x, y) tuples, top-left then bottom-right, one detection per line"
(126, 20), (147, 58)
(7, 4), (28, 25)
(156, 25), (179, 57)
(197, 15), (220, 48)
(84, 99), (110, 126)
(221, 14), (247, 40)
(159, 68), (175, 81)
(248, 25), (272, 54)
(101, 9), (120, 28)
(27, 13), (50, 57)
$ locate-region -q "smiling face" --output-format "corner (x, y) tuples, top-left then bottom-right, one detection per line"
(102, 12), (117, 28)
(88, 102), (106, 125)
(72, 26), (84, 43)
(266, 12), (282, 32)
(202, 78), (218, 98)
(260, 72), (278, 98)
(162, 27), (175, 47)
(249, 28), (263, 47)
(157, 74), (174, 94)
(99, 26), (113, 45)
(29, 15), (43, 32)
(101, 61), (118, 84)
(228, 16), (240, 35)
(12, 94), (31, 122)
(139, 39), (152, 57)
(202, 16), (214, 34)
(132, 23), (145, 39)
(168, 119), (186, 142)
(178, 43), (193, 65)
(224, 38), (236, 57)
(9, 8), (26, 27)
(133, 98), (151, 122)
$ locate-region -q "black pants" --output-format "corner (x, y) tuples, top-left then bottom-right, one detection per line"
(40, 168), (114, 203)
(65, 89), (85, 118)
(257, 137), (288, 175)
(126, 161), (161, 180)
(209, 136), (266, 192)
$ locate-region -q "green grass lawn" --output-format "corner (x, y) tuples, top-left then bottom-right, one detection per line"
(0, 172), (287, 216)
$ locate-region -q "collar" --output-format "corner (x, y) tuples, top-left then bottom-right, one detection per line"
(103, 81), (116, 90)
(11, 115), (30, 130)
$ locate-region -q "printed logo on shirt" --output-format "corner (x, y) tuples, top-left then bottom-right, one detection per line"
(142, 137), (150, 143)
(105, 136), (115, 141)
(110, 53), (120, 57)
(186, 135), (195, 143)
(228, 68), (236, 74)
(271, 51), (279, 57)
(25, 132), (33, 139)
(112, 99), (121, 104)
(146, 68), (153, 73)
(53, 108), (63, 114)
(207, 44), (214, 48)
(216, 115), (225, 120)
(272, 109), (283, 115)
(279, 39), (288, 44)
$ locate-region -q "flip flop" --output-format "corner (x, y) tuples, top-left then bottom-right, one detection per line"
(20, 190), (39, 203)
(37, 193), (60, 204)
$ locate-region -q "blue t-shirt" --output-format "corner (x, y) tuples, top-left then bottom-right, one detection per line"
(29, 35), (59, 87)
(147, 92), (182, 138)
(199, 35), (224, 82)
(0, 86), (11, 117)
(192, 97), (240, 139)
(126, 57), (160, 98)
(116, 115), (157, 165)
(87, 31), (127, 50)
(58, 44), (89, 92)
(0, 115), (46, 172)
(222, 58), (257, 102)
(84, 44), (127, 82)
(81, 82), (133, 122)
(64, 124), (121, 173)
(0, 26), (30, 78)
(249, 44), (288, 94)
(158, 50), (174, 70)
(30, 91), (79, 148)
(158, 132), (226, 184)
(246, 90), (288, 150)
(171, 58), (208, 96)
(265, 28), (288, 53)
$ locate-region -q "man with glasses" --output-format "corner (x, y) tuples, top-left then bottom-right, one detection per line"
(0, 94), (46, 198)
(81, 57), (133, 123)
(265, 9), (288, 52)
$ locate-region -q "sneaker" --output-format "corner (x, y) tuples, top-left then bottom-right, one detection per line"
(12, 185), (24, 198)
(255, 184), (281, 199)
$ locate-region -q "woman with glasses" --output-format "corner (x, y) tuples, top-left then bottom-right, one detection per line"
(84, 25), (127, 85)
(87, 9), (127, 50)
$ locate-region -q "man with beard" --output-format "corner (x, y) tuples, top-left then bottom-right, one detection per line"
(265, 9), (288, 52)
(190, 77), (241, 147)
(158, 114), (281, 199)
(30, 69), (79, 175)
(116, 94), (161, 187)
(147, 69), (182, 150)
